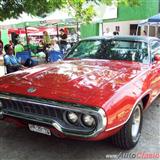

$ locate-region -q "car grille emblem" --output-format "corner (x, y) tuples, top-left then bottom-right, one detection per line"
(27, 87), (37, 93)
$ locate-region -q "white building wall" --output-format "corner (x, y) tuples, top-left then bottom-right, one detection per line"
(103, 20), (144, 35)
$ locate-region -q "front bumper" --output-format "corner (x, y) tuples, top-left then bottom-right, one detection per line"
(0, 93), (107, 138)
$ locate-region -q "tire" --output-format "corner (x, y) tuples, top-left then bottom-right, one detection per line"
(112, 102), (143, 150)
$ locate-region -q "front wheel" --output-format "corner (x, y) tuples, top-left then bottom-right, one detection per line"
(112, 102), (143, 149)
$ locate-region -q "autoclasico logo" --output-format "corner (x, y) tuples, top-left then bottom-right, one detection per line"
(27, 87), (37, 93)
(105, 152), (160, 159)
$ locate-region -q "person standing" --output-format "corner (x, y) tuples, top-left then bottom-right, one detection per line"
(59, 28), (68, 53)
(143, 30), (147, 36)
(43, 31), (51, 48)
(103, 27), (113, 36)
(14, 40), (24, 54)
(0, 40), (3, 55)
(43, 31), (51, 62)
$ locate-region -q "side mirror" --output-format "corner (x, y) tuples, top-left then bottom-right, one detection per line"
(154, 54), (160, 61)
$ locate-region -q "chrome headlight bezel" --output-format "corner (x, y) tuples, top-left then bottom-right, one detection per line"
(60, 107), (107, 137)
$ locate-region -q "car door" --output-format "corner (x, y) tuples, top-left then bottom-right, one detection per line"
(149, 40), (160, 100)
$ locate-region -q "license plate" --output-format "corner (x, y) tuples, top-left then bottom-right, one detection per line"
(28, 124), (51, 136)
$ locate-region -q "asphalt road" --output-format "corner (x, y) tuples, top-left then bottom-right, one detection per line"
(0, 96), (160, 160)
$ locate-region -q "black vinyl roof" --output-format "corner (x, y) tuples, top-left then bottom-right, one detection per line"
(83, 35), (159, 43)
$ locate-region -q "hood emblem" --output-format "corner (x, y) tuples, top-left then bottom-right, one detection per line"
(27, 87), (37, 93)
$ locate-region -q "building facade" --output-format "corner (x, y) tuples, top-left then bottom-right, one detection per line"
(104, 0), (160, 35)
(81, 0), (160, 38)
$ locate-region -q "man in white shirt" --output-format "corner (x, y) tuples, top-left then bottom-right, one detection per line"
(103, 27), (113, 36)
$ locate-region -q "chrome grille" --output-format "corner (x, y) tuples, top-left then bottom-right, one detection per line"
(0, 98), (63, 119)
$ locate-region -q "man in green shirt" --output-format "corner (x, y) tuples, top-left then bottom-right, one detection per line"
(14, 41), (24, 54)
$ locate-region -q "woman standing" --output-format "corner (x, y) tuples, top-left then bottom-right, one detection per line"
(43, 31), (51, 48)
(0, 40), (3, 55)
(59, 29), (68, 53)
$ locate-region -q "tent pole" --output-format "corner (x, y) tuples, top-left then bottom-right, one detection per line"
(56, 23), (59, 44)
(25, 26), (30, 52)
(76, 22), (79, 42)
(136, 25), (139, 35)
(147, 24), (149, 36)
(155, 24), (158, 37)
(102, 20), (104, 36)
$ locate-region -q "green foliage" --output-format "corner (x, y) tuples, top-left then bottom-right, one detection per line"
(65, 0), (140, 23)
(88, 0), (140, 6)
(0, 0), (63, 20)
(0, 0), (140, 23)
(65, 0), (96, 23)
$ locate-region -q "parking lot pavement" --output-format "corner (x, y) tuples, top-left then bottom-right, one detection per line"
(0, 97), (160, 160)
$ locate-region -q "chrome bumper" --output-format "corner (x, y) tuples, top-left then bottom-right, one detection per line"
(0, 93), (107, 138)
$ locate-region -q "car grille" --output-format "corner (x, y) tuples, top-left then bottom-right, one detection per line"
(0, 98), (64, 120)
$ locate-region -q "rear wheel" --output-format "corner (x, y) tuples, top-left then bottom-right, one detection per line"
(112, 102), (143, 149)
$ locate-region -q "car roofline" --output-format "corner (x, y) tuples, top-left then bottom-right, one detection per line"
(81, 35), (159, 43)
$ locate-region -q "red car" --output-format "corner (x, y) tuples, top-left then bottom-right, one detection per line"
(0, 36), (160, 149)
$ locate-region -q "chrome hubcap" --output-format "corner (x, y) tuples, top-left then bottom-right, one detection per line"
(131, 105), (141, 139)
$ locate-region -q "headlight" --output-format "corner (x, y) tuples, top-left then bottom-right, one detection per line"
(66, 111), (78, 124)
(82, 114), (96, 127)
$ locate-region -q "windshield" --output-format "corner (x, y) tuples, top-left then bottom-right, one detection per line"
(65, 39), (149, 64)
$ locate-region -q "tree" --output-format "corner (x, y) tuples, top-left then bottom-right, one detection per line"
(0, 0), (140, 22)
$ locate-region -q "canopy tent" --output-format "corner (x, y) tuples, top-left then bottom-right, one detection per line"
(0, 10), (79, 47)
(8, 27), (39, 34)
(137, 13), (160, 37)
(38, 10), (77, 35)
(43, 10), (72, 21)
(148, 13), (160, 23)
(0, 12), (44, 48)
(0, 10), (76, 29)
(138, 13), (160, 27)
(0, 12), (43, 29)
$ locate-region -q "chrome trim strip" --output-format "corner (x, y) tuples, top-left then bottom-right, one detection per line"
(0, 93), (97, 113)
(0, 104), (3, 119)
(0, 111), (3, 119)
(0, 93), (107, 138)
(105, 89), (152, 132)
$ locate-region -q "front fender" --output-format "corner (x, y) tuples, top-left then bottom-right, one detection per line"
(102, 86), (151, 131)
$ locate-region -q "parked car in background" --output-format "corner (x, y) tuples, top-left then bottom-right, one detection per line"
(0, 36), (160, 149)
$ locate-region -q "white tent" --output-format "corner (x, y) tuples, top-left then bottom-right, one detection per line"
(44, 10), (72, 21)
(0, 12), (43, 29)
(137, 14), (160, 37)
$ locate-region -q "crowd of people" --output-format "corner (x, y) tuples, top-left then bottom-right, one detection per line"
(0, 28), (76, 74)
(1, 26), (156, 74)
(41, 29), (68, 53)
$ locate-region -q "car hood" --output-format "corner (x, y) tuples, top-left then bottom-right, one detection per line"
(0, 60), (149, 107)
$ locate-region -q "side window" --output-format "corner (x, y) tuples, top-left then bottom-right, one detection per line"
(151, 41), (160, 54)
(150, 41), (160, 61)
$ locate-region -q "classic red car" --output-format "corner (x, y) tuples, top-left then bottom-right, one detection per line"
(0, 36), (160, 149)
